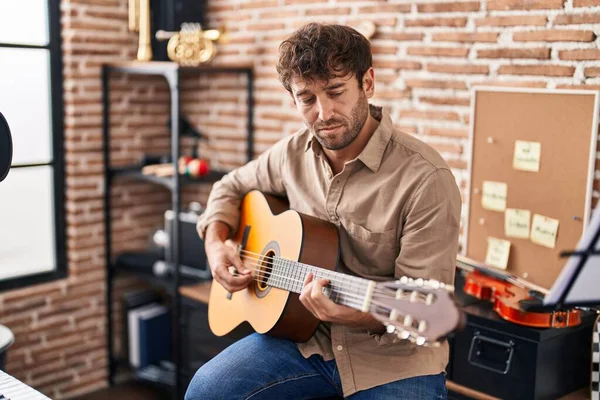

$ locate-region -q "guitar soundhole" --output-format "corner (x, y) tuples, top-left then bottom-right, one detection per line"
(255, 250), (275, 297)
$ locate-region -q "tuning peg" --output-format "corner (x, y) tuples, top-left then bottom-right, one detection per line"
(426, 293), (435, 305)
(404, 315), (413, 327)
(443, 283), (455, 292)
(399, 329), (411, 340)
(418, 320), (428, 333)
(409, 291), (419, 303)
(425, 279), (440, 289)
(416, 336), (426, 346)
(386, 324), (396, 334)
(415, 278), (424, 287)
(399, 276), (409, 284)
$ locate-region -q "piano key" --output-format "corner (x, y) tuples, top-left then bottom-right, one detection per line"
(0, 370), (50, 399)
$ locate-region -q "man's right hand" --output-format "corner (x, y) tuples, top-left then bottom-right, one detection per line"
(205, 222), (253, 293)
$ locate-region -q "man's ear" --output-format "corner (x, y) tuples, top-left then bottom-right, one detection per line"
(362, 67), (375, 98)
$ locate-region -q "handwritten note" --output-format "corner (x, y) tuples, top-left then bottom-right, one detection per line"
(485, 237), (511, 270)
(513, 140), (541, 172)
(482, 181), (507, 212)
(505, 208), (531, 239)
(530, 214), (559, 249)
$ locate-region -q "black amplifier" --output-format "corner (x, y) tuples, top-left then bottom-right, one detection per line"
(449, 273), (595, 400)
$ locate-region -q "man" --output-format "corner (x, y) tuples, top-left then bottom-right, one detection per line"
(186, 22), (461, 399)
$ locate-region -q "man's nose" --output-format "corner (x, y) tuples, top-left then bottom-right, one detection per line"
(317, 98), (335, 122)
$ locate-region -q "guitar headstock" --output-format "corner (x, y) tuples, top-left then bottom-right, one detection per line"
(370, 277), (465, 346)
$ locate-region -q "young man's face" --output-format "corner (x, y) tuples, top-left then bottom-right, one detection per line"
(290, 68), (374, 151)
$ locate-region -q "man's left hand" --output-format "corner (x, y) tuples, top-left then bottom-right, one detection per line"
(299, 272), (385, 332)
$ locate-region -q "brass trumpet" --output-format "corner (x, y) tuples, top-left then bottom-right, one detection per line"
(156, 23), (226, 66)
(128, 0), (152, 61)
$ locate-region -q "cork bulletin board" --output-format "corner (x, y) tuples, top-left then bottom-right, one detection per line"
(464, 87), (599, 290)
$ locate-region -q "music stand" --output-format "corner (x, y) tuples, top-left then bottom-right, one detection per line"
(541, 206), (600, 310)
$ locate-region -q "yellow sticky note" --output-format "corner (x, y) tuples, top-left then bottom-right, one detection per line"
(513, 140), (541, 172)
(485, 237), (511, 270)
(505, 208), (531, 239)
(482, 181), (507, 212)
(530, 214), (559, 249)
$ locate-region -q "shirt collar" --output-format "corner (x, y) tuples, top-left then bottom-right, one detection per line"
(305, 105), (393, 172)
(357, 105), (392, 172)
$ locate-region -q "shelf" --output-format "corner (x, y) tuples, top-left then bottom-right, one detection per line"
(179, 282), (212, 305)
(104, 61), (253, 77)
(109, 165), (227, 190)
(113, 356), (178, 389)
(114, 262), (201, 296)
(103, 58), (254, 400)
(134, 364), (176, 391)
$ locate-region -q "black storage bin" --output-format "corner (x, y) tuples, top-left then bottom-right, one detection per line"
(450, 273), (595, 400)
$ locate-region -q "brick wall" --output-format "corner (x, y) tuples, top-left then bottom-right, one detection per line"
(0, 0), (598, 398)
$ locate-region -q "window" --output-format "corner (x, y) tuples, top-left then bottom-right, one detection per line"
(0, 0), (66, 290)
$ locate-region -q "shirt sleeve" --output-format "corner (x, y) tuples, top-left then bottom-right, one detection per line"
(372, 168), (461, 346)
(196, 135), (290, 240)
(395, 168), (461, 284)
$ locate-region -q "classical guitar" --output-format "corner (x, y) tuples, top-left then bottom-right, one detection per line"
(208, 190), (465, 346)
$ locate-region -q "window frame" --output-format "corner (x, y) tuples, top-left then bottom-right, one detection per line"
(0, 0), (67, 290)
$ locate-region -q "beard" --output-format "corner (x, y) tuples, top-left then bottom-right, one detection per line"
(310, 93), (369, 151)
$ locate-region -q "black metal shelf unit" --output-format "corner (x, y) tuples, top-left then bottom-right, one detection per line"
(102, 61), (254, 400)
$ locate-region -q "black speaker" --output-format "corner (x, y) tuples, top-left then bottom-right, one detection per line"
(0, 112), (13, 183)
(151, 0), (208, 62)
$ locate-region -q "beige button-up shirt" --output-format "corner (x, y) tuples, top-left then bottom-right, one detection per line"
(197, 105), (462, 396)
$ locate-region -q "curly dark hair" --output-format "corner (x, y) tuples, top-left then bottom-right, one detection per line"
(276, 23), (372, 93)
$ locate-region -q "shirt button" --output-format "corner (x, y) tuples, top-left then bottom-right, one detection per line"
(337, 345), (343, 351)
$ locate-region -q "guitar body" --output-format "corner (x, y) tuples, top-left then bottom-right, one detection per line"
(208, 190), (340, 342)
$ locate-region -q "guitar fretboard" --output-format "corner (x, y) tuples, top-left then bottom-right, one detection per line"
(263, 256), (373, 312)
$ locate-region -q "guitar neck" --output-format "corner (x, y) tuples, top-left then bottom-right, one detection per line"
(266, 256), (376, 312)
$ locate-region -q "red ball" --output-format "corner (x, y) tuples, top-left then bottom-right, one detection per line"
(186, 159), (210, 177)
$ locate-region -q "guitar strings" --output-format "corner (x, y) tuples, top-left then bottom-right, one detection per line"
(230, 256), (405, 312)
(231, 251), (423, 311)
(235, 251), (422, 309)
(236, 250), (381, 299)
(237, 248), (398, 298)
(235, 259), (368, 306)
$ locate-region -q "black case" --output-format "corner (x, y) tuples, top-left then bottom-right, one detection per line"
(449, 272), (595, 400)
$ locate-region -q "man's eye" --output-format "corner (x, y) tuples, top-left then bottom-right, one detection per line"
(301, 97), (315, 104)
(330, 92), (343, 97)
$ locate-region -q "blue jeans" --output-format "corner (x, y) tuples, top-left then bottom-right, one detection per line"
(185, 333), (447, 400)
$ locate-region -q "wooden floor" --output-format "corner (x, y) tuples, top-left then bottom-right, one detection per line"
(78, 382), (172, 400)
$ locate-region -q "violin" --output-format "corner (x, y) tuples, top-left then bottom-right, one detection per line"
(458, 256), (581, 329)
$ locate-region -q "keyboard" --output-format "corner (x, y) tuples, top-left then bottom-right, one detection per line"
(0, 369), (50, 399)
